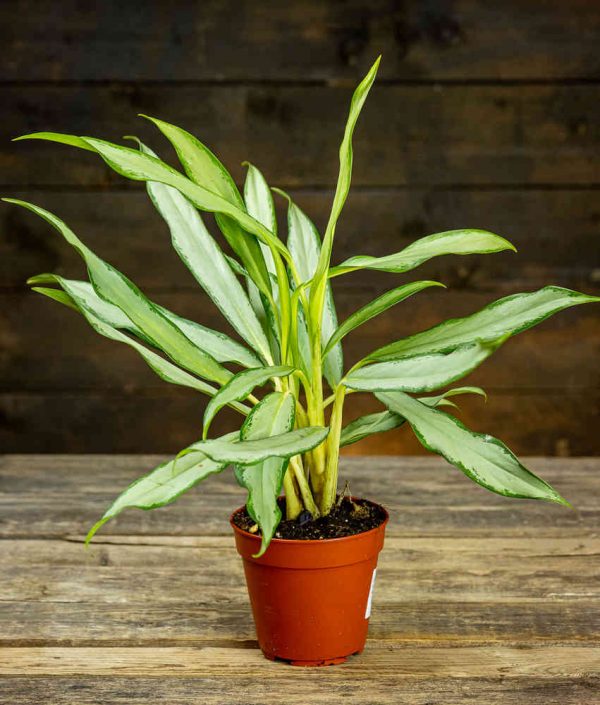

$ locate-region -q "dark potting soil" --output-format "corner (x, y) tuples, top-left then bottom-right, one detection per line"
(232, 497), (387, 540)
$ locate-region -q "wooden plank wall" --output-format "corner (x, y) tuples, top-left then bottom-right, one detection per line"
(1, 0), (599, 454)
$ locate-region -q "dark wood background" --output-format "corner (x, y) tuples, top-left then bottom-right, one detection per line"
(1, 0), (599, 455)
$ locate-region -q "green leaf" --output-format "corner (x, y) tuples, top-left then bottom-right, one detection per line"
(6, 198), (231, 385)
(309, 57), (380, 327)
(243, 163), (282, 352)
(155, 306), (261, 368)
(369, 286), (600, 360)
(14, 133), (289, 260)
(244, 162), (278, 277)
(136, 119), (274, 301)
(339, 386), (486, 447)
(339, 409), (404, 448)
(14, 131), (96, 151)
(31, 274), (261, 368)
(329, 229), (515, 277)
(133, 122), (293, 359)
(323, 280), (444, 357)
(344, 341), (502, 393)
(138, 141), (272, 363)
(376, 392), (569, 505)
(203, 365), (294, 438)
(85, 436), (237, 544)
(185, 424), (329, 465)
(234, 392), (296, 556)
(32, 279), (250, 411)
(277, 189), (343, 387)
(30, 286), (79, 311)
(140, 115), (244, 205)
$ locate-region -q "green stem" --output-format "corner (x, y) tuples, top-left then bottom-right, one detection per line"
(289, 456), (319, 517)
(283, 469), (303, 520)
(320, 385), (346, 514)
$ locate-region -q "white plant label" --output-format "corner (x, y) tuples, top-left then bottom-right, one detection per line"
(365, 568), (377, 619)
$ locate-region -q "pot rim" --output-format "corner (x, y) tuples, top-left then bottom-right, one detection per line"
(229, 496), (389, 546)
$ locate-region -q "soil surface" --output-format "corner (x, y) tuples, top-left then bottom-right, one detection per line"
(232, 497), (387, 540)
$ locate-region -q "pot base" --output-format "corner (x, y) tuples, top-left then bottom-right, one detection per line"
(265, 651), (362, 667)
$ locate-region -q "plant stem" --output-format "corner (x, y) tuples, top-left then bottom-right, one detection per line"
(283, 469), (303, 520)
(290, 456), (319, 517)
(323, 387), (355, 409)
(319, 385), (346, 514)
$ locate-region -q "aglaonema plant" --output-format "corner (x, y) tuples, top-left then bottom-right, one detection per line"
(6, 57), (599, 556)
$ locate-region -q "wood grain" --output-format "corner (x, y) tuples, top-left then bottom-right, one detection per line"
(2, 0), (599, 82)
(1, 676), (597, 705)
(2, 84), (599, 187)
(0, 455), (598, 702)
(2, 1), (599, 456)
(1, 456), (598, 538)
(3, 644), (600, 677)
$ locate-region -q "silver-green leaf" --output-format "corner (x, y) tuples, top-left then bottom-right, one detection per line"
(329, 229), (515, 277)
(323, 280), (444, 357)
(138, 117), (275, 302)
(344, 341), (502, 393)
(139, 141), (272, 363)
(370, 286), (600, 360)
(6, 198), (230, 385)
(186, 425), (329, 465)
(377, 392), (569, 505)
(234, 392), (296, 556)
(278, 190), (343, 387)
(203, 365), (294, 438)
(86, 436), (237, 544)
(30, 273), (261, 368)
(339, 386), (486, 447)
(31, 283), (249, 413)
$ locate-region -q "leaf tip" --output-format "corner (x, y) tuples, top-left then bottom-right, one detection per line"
(85, 518), (108, 546)
(252, 536), (271, 558)
(500, 235), (517, 253)
(554, 493), (573, 509)
(271, 187), (291, 204)
(12, 133), (34, 142)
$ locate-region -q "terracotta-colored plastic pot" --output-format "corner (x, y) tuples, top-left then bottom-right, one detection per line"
(230, 500), (388, 666)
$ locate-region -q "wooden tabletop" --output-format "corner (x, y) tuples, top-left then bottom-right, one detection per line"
(1, 455), (599, 703)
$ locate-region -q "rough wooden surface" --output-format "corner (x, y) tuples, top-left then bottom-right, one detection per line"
(1, 0), (600, 454)
(3, 0), (600, 82)
(0, 455), (599, 703)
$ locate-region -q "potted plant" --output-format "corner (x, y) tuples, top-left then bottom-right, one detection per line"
(5, 57), (598, 666)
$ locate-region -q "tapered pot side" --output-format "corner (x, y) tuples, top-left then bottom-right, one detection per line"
(230, 499), (389, 666)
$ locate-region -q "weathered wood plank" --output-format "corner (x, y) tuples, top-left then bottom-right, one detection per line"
(1, 676), (598, 705)
(3, 188), (598, 290)
(3, 456), (596, 501)
(2, 0), (599, 81)
(2, 645), (599, 677)
(1, 457), (598, 537)
(2, 84), (599, 187)
(2, 599), (597, 647)
(1, 537), (598, 605)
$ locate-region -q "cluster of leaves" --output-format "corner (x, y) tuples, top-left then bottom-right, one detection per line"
(5, 57), (598, 555)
